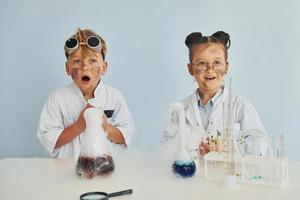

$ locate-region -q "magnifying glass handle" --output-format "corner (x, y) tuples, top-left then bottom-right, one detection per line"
(108, 189), (133, 197)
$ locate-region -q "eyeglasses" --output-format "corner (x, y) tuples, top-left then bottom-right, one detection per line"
(64, 36), (102, 56)
(192, 60), (225, 74)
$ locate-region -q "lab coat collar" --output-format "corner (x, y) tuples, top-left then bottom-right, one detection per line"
(70, 80), (106, 107)
(71, 82), (84, 100)
(213, 85), (229, 108)
(185, 90), (203, 127)
(185, 85), (228, 127)
(208, 85), (229, 120)
(196, 86), (224, 106)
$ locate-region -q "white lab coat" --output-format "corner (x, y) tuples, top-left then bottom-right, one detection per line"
(37, 81), (135, 158)
(162, 86), (267, 162)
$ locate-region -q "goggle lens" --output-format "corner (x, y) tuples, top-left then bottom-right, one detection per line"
(65, 38), (78, 49)
(87, 36), (100, 48)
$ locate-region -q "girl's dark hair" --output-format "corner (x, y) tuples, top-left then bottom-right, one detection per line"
(185, 31), (231, 62)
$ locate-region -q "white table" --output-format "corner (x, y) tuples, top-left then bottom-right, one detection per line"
(0, 152), (300, 200)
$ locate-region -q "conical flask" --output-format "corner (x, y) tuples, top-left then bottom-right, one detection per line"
(76, 107), (115, 179)
(171, 102), (196, 177)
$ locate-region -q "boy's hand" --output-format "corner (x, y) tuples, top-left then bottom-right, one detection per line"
(101, 114), (125, 144)
(102, 114), (109, 133)
(74, 104), (93, 133)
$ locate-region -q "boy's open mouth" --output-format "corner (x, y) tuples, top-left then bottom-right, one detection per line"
(81, 75), (91, 82)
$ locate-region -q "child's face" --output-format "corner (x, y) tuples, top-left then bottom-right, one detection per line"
(187, 43), (229, 94)
(65, 48), (107, 98)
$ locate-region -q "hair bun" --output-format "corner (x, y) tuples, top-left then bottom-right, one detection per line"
(185, 32), (202, 49)
(212, 31), (231, 49)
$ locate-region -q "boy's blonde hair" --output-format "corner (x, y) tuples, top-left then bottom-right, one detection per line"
(65, 28), (107, 60)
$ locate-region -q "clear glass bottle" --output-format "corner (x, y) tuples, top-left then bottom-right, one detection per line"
(76, 107), (115, 179)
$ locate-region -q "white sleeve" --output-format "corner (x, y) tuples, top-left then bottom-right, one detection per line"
(111, 91), (135, 147)
(37, 95), (64, 157)
(236, 99), (268, 155)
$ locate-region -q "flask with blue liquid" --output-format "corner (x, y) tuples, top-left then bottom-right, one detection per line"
(171, 102), (196, 178)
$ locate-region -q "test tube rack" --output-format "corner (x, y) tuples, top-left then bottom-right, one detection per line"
(203, 152), (289, 187)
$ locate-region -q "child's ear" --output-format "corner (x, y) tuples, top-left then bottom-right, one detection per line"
(101, 62), (108, 75)
(65, 62), (71, 75)
(187, 63), (194, 76)
(225, 62), (229, 74)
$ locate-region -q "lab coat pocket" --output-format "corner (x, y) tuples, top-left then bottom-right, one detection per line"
(104, 109), (115, 125)
(107, 116), (115, 125)
(62, 116), (75, 128)
(104, 110), (114, 118)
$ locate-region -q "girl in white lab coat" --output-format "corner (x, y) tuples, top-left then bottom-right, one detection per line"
(162, 31), (267, 162)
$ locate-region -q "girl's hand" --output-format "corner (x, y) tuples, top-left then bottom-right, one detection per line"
(199, 141), (210, 156)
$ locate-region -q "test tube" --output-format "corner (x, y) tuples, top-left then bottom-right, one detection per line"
(279, 134), (285, 157)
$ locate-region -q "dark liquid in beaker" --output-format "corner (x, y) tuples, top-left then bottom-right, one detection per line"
(172, 160), (196, 178)
(76, 155), (115, 179)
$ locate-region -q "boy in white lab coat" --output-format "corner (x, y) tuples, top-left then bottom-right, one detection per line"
(37, 28), (135, 158)
(162, 31), (267, 161)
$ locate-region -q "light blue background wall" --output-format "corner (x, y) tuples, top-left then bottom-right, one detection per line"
(0, 0), (299, 159)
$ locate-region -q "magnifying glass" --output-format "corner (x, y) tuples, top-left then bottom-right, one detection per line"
(80, 189), (133, 200)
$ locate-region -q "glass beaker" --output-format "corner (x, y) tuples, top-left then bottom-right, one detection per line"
(76, 107), (115, 179)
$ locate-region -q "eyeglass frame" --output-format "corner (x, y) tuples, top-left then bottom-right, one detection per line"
(191, 60), (227, 74)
